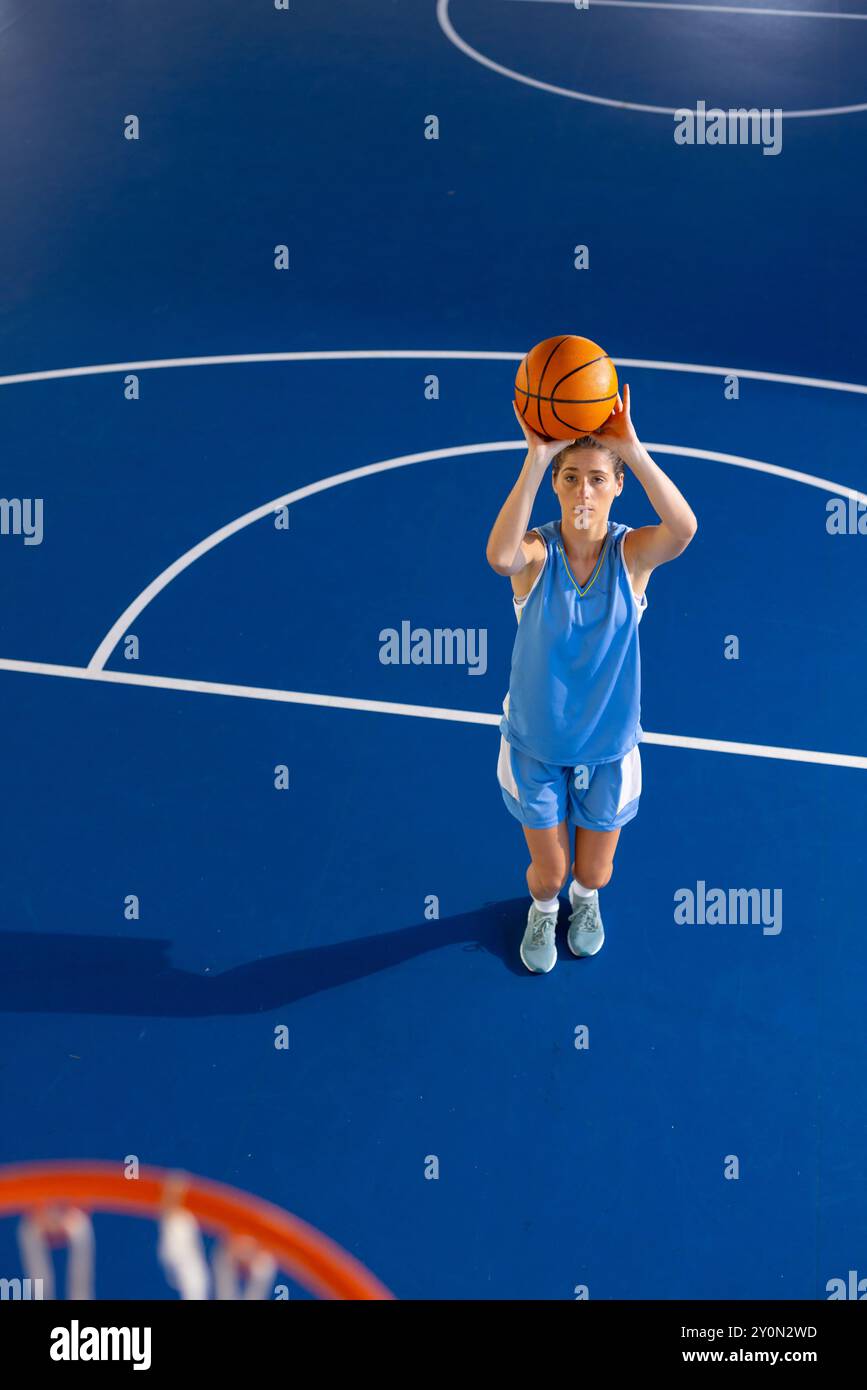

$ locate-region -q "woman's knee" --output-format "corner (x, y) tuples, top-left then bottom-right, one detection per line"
(527, 851), (569, 898)
(572, 860), (613, 891)
(529, 869), (568, 899)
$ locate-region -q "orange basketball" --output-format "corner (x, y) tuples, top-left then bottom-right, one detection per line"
(514, 334), (618, 440)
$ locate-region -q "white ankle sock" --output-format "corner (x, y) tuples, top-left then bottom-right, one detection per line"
(569, 877), (596, 904)
(532, 894), (560, 915)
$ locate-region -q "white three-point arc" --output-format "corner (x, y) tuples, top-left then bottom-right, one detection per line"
(0, 349), (865, 770)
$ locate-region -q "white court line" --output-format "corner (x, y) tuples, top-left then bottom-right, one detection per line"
(437, 0), (867, 117)
(1, 349), (864, 770)
(87, 442), (511, 671)
(87, 440), (867, 672)
(2, 658), (865, 770)
(0, 349), (866, 395)
(508, 0), (867, 19)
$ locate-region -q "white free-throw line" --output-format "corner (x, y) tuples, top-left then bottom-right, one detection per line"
(86, 439), (867, 673)
(437, 0), (867, 118)
(0, 349), (865, 395)
(2, 659), (865, 770)
(507, 0), (867, 19)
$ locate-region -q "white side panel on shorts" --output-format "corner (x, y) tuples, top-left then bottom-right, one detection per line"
(496, 733), (521, 800)
(616, 744), (642, 814)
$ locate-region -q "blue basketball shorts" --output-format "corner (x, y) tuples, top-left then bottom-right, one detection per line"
(496, 734), (642, 833)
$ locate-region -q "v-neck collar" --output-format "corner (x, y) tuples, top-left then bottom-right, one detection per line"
(556, 520), (611, 597)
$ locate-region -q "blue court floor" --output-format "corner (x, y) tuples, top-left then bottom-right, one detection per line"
(0, 1), (865, 1299)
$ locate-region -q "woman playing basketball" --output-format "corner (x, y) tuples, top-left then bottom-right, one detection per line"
(486, 384), (697, 973)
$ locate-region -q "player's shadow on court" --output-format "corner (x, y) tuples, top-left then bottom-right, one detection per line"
(0, 904), (549, 1016)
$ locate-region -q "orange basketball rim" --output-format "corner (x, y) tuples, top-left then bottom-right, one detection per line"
(0, 1161), (394, 1301)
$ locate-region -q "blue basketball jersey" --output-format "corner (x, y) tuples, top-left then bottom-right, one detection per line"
(499, 518), (647, 766)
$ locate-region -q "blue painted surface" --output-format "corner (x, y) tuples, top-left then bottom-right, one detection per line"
(0, 0), (865, 1299)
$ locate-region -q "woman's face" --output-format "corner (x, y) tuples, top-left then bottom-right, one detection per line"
(553, 448), (623, 529)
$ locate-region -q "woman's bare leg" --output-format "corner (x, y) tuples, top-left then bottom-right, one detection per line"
(522, 820), (572, 901)
(572, 825), (622, 891)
